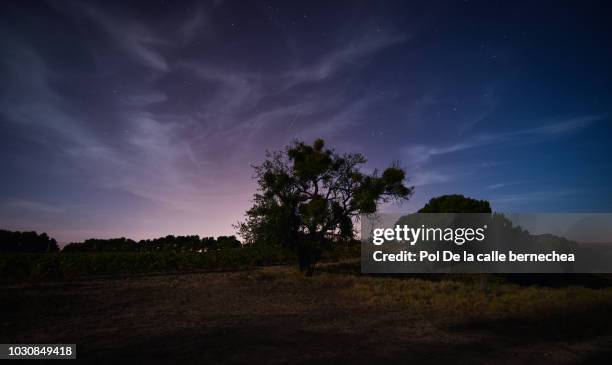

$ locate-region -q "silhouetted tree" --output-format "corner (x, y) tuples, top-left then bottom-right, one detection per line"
(418, 194), (491, 213)
(0, 230), (59, 252)
(216, 236), (241, 250)
(63, 237), (137, 252)
(236, 138), (413, 275)
(407, 195), (574, 273)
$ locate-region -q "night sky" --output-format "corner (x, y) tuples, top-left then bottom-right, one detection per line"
(1, 0), (611, 243)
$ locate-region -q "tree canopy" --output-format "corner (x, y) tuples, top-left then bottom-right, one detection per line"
(0, 230), (59, 252)
(236, 138), (413, 274)
(418, 194), (492, 213)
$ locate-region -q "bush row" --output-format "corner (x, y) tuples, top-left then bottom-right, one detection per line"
(0, 243), (360, 283)
(0, 245), (296, 283)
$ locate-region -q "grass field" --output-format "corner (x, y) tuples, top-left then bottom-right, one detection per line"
(2, 261), (612, 363)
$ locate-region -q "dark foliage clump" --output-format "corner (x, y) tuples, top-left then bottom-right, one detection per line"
(0, 230), (59, 252)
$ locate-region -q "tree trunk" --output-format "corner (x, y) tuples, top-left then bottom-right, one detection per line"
(297, 245), (312, 275)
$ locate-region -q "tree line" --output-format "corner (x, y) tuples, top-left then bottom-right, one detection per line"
(63, 235), (241, 252)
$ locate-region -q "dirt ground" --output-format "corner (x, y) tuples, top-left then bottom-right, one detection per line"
(1, 265), (612, 364)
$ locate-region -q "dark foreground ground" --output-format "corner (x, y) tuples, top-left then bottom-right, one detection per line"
(2, 263), (612, 364)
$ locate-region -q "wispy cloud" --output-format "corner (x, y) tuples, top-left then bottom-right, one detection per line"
(78, 4), (169, 71)
(489, 189), (578, 205)
(0, 44), (103, 153)
(2, 1), (610, 241)
(176, 31), (407, 159)
(409, 170), (452, 186)
(121, 92), (168, 106)
(1, 7), (408, 221)
(397, 114), (605, 187)
(485, 181), (524, 190)
(1, 199), (65, 214)
(284, 33), (409, 85)
(402, 114), (606, 167)
(179, 6), (210, 44)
